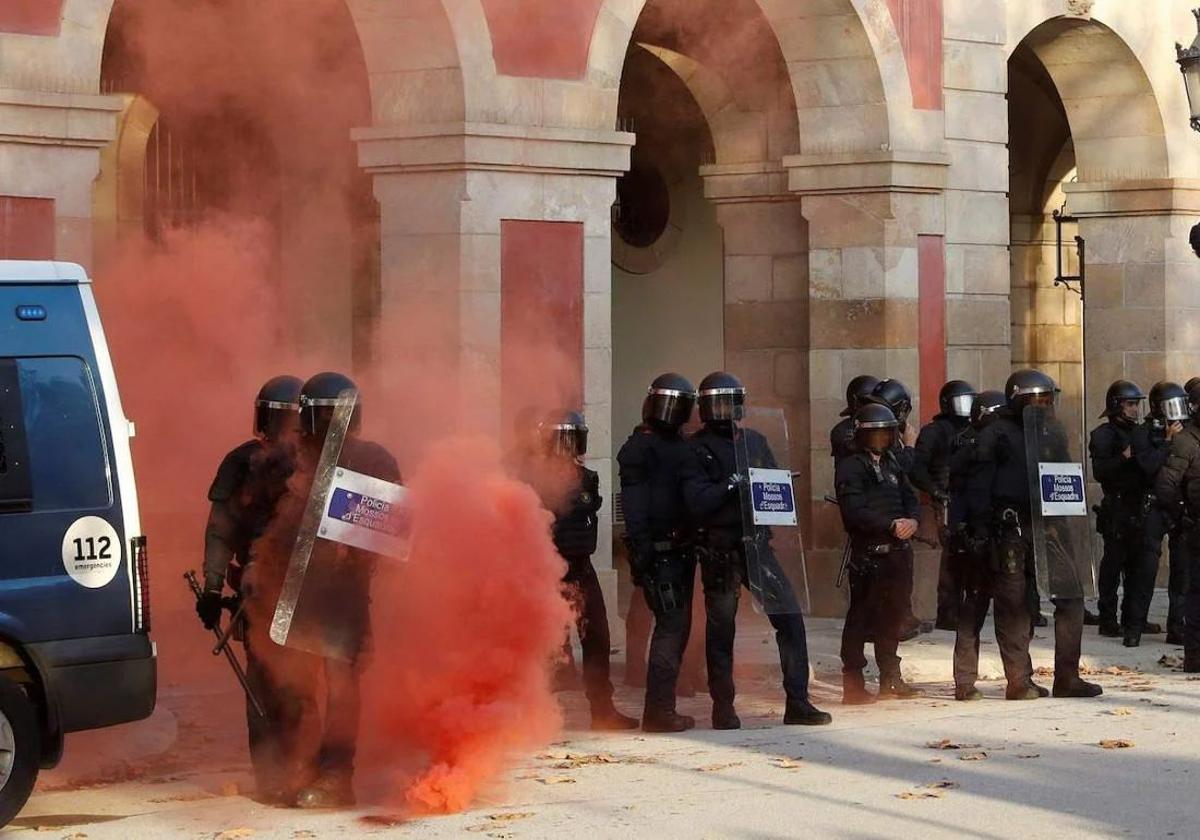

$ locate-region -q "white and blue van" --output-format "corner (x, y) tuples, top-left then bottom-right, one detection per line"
(0, 261), (155, 823)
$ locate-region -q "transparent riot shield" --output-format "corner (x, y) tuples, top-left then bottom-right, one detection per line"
(270, 392), (408, 660)
(734, 407), (809, 614)
(1024, 403), (1097, 599)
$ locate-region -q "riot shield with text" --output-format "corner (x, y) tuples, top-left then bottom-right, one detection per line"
(270, 393), (408, 660)
(1024, 404), (1096, 599)
(735, 407), (809, 614)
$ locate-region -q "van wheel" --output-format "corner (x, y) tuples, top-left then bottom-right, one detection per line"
(0, 677), (39, 827)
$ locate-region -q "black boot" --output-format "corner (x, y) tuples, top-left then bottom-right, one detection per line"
(590, 701), (639, 731)
(642, 710), (695, 733)
(784, 699), (832, 726)
(1083, 608), (1100, 626)
(842, 671), (876, 705)
(955, 685), (983, 701)
(1052, 677), (1103, 698)
(878, 673), (923, 699)
(1144, 621), (1163, 635)
(1098, 619), (1121, 638)
(1123, 629), (1141, 648)
(712, 704), (742, 731)
(295, 774), (355, 809)
(1184, 651), (1200, 673)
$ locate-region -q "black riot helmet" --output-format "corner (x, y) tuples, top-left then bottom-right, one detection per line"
(643, 372), (696, 430)
(939, 380), (977, 419)
(299, 371), (361, 441)
(841, 375), (880, 417)
(853, 403), (899, 455)
(1188, 381), (1200, 419)
(869, 379), (913, 427)
(254, 375), (302, 439)
(1101, 380), (1146, 421)
(970, 390), (1005, 428)
(1186, 377), (1200, 394)
(540, 409), (588, 458)
(1149, 381), (1189, 423)
(698, 371), (746, 426)
(1004, 369), (1058, 413)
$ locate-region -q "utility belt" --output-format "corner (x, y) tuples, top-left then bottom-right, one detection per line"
(847, 539), (908, 572)
(1095, 494), (1144, 536)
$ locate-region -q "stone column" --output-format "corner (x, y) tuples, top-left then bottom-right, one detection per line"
(0, 89), (122, 265)
(785, 151), (949, 616)
(355, 123), (633, 578)
(1065, 179), (1200, 420)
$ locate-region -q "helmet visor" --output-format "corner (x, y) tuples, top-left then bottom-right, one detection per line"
(699, 389), (745, 423)
(544, 425), (588, 458)
(1162, 396), (1189, 423)
(647, 389), (695, 427)
(950, 394), (975, 418)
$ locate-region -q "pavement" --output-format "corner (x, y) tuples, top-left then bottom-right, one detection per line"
(12, 593), (1198, 839)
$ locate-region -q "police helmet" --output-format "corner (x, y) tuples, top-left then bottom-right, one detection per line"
(1101, 380), (1146, 420)
(299, 371), (361, 440)
(1186, 377), (1200, 396)
(254, 375), (302, 439)
(869, 379), (913, 427)
(1149, 381), (1189, 423)
(1188, 381), (1200, 419)
(1004, 369), (1057, 412)
(971, 390), (1005, 427)
(853, 403), (898, 454)
(698, 371), (746, 425)
(540, 409), (588, 458)
(840, 375), (880, 417)
(939, 380), (977, 419)
(643, 372), (696, 429)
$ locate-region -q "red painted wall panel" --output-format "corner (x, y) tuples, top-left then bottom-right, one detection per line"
(480, 0), (603, 80)
(0, 0), (63, 35)
(0, 197), (55, 259)
(918, 235), (946, 424)
(500, 220), (584, 428)
(886, 0), (943, 111)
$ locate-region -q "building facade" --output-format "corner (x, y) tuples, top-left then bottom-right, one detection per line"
(3, 0), (1200, 614)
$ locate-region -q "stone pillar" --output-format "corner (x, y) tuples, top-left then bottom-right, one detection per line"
(355, 122), (633, 575)
(785, 151), (948, 616)
(1065, 179), (1200, 421)
(0, 89), (122, 266)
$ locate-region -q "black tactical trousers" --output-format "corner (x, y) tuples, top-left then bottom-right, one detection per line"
(699, 547), (810, 708)
(841, 548), (908, 676)
(642, 551), (696, 716)
(936, 542), (964, 629)
(563, 556), (615, 707)
(1184, 531), (1200, 654)
(1097, 514), (1148, 627)
(954, 563), (1032, 690)
(1144, 509), (1191, 636)
(1051, 597), (1085, 684)
(245, 629), (312, 796)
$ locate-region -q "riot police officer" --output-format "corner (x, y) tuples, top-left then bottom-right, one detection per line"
(535, 410), (639, 730)
(835, 403), (923, 704)
(911, 380), (976, 630)
(1153, 380), (1200, 672)
(683, 372), (831, 729)
(618, 373), (700, 732)
(197, 375), (301, 804)
(1090, 381), (1152, 644)
(831, 375), (879, 465)
(954, 389), (1037, 700)
(966, 369), (1102, 698)
(1133, 382), (1190, 645)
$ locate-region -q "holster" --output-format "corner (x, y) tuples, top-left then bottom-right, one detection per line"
(643, 540), (692, 613)
(696, 538), (741, 595)
(990, 512), (1027, 577)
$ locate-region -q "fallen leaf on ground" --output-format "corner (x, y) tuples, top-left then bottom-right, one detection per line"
(1098, 739), (1135, 749)
(1158, 655), (1184, 669)
(1017, 753), (1041, 759)
(927, 780), (959, 790)
(772, 758), (803, 769)
(897, 790), (943, 800)
(1034, 666), (1055, 677)
(536, 776), (577, 785)
(553, 754), (615, 769)
(1107, 708), (1134, 716)
(696, 762), (744, 772)
(959, 752), (988, 762)
(925, 739), (981, 751)
(487, 813), (535, 823)
(215, 831), (255, 840)
(293, 832), (316, 839)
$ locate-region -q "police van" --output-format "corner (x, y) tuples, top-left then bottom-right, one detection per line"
(0, 261), (155, 823)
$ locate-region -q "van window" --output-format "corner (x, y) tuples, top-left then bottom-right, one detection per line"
(0, 359), (33, 512)
(15, 357), (112, 512)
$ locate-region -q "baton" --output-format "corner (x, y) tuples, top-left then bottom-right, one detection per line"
(184, 571), (265, 718)
(823, 495), (854, 588)
(212, 597), (244, 656)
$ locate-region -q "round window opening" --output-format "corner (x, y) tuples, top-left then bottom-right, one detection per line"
(613, 163), (671, 249)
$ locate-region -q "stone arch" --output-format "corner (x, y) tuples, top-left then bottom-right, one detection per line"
(588, 0), (899, 155)
(1011, 17), (1168, 184)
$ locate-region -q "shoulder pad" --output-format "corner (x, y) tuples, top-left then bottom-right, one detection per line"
(207, 440), (259, 502)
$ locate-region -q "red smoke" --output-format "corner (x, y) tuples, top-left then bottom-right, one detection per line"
(82, 0), (582, 814)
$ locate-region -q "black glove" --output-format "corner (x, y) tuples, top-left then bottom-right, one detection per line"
(196, 590), (224, 630)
